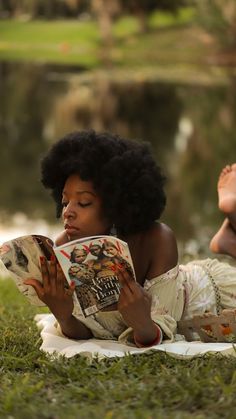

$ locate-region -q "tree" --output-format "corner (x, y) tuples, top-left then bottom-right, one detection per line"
(0, 62), (56, 219)
(195, 0), (236, 50)
(119, 0), (186, 33)
(91, 0), (120, 45)
(0, 0), (87, 19)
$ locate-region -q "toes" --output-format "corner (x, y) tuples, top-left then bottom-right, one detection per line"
(220, 165), (233, 179)
(224, 165), (231, 173)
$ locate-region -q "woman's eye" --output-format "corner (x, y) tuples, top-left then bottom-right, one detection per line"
(79, 202), (91, 208)
(62, 202), (68, 208)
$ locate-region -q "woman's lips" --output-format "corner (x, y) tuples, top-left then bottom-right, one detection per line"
(64, 225), (80, 235)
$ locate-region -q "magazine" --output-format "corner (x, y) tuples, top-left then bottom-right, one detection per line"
(0, 235), (54, 306)
(54, 235), (135, 317)
(0, 234), (135, 317)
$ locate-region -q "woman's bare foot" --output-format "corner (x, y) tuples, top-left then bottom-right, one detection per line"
(218, 164), (236, 214)
(210, 218), (236, 258)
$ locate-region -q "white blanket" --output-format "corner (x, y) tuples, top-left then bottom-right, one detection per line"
(35, 314), (236, 361)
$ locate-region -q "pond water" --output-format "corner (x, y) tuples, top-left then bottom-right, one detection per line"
(1, 60), (236, 254)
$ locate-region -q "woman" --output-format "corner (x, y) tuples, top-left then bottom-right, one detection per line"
(24, 131), (236, 347)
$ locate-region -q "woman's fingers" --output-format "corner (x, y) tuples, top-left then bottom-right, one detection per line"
(116, 264), (137, 293)
(40, 256), (50, 291)
(65, 280), (76, 297)
(56, 263), (68, 292)
(48, 255), (57, 294)
(30, 255), (69, 298)
(41, 255), (66, 295)
(24, 278), (44, 299)
(116, 265), (145, 304)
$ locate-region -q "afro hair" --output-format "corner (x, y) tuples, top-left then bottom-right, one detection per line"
(41, 130), (166, 236)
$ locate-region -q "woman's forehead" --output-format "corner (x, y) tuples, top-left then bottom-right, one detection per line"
(63, 174), (96, 195)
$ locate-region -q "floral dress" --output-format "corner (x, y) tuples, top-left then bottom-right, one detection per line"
(71, 258), (236, 345)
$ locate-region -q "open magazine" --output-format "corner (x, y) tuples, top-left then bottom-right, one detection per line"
(0, 234), (136, 317)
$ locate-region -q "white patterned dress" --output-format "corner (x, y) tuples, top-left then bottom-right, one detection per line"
(69, 258), (236, 345)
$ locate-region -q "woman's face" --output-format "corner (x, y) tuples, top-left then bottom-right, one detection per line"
(62, 174), (110, 240)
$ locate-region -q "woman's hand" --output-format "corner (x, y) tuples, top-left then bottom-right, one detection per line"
(117, 265), (158, 345)
(24, 255), (75, 322)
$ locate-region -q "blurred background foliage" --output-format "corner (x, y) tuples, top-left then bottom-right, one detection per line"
(195, 0), (236, 51)
(0, 0), (236, 249)
(1, 0), (236, 50)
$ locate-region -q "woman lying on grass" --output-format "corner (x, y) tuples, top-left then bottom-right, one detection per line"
(24, 131), (236, 347)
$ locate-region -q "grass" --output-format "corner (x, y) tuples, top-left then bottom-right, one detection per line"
(0, 19), (100, 67)
(1, 279), (236, 418)
(0, 7), (213, 70)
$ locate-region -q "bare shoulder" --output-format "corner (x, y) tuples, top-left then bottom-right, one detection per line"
(147, 222), (176, 242)
(144, 222), (178, 280)
(124, 223), (178, 284)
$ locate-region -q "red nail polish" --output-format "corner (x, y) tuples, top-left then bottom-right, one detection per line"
(50, 254), (56, 262)
(40, 256), (45, 263)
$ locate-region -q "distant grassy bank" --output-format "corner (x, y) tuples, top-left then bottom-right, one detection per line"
(0, 8), (214, 70)
(1, 278), (236, 418)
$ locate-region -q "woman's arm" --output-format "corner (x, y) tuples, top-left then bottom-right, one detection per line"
(57, 315), (93, 339)
(117, 266), (162, 346)
(117, 223), (178, 346)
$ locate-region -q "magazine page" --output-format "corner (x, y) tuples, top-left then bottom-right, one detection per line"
(54, 235), (135, 317)
(0, 235), (54, 306)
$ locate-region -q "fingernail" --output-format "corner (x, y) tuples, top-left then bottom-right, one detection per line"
(40, 256), (45, 263)
(70, 280), (75, 287)
(111, 265), (117, 272)
(50, 254), (56, 262)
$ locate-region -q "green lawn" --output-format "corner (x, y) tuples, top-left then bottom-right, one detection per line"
(0, 8), (213, 70)
(0, 19), (100, 67)
(1, 278), (236, 418)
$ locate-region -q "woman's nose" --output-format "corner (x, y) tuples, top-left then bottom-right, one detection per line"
(63, 203), (76, 219)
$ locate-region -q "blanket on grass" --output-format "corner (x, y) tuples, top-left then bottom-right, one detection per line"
(35, 314), (236, 360)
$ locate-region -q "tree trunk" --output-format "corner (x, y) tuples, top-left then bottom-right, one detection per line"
(136, 9), (149, 33)
(92, 0), (113, 46)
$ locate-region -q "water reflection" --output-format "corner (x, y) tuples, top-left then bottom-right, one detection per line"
(1, 60), (236, 247)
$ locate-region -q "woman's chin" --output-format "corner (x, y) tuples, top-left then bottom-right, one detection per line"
(65, 228), (81, 240)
